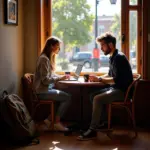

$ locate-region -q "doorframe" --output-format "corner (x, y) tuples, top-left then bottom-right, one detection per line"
(142, 0), (148, 79)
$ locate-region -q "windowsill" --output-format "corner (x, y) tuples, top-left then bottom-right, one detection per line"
(55, 71), (139, 77)
(55, 71), (106, 76)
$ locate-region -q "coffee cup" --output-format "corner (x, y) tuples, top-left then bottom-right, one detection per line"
(83, 74), (89, 82)
(65, 72), (70, 79)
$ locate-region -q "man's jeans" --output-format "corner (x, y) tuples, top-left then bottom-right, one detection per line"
(89, 87), (125, 130)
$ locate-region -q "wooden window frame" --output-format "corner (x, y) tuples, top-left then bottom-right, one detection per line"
(38, 0), (52, 55)
(38, 0), (148, 78)
(142, 0), (148, 79)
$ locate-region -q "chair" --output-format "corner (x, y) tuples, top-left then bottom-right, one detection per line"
(107, 73), (141, 136)
(22, 73), (55, 130)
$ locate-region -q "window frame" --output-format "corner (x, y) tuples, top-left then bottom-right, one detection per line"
(38, 0), (148, 78)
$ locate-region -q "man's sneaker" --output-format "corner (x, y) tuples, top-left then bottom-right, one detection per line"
(54, 122), (69, 132)
(77, 129), (97, 141)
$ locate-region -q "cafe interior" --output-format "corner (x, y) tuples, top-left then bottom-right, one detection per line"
(0, 0), (150, 149)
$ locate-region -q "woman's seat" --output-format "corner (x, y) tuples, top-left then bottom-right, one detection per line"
(22, 73), (54, 130)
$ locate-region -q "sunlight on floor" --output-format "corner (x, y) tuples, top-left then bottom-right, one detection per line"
(52, 141), (60, 145)
(49, 146), (63, 150)
(49, 141), (63, 150)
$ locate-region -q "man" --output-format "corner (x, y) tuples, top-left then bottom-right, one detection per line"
(77, 32), (133, 141)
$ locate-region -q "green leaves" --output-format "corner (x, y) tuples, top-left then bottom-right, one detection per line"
(52, 0), (94, 47)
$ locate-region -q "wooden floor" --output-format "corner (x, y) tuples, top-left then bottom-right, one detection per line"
(1, 127), (150, 150)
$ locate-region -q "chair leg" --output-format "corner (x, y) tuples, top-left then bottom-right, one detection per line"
(108, 104), (112, 129)
(125, 106), (137, 137)
(32, 103), (40, 119)
(32, 102), (55, 131)
(106, 104), (113, 139)
(132, 104), (138, 137)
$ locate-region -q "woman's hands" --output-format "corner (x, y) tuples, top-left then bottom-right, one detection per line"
(59, 75), (68, 81)
(89, 75), (99, 82)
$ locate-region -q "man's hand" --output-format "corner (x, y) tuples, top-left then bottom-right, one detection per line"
(89, 75), (99, 82)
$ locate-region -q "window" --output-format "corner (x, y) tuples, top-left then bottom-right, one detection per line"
(127, 0), (142, 74)
(129, 0), (138, 5)
(52, 0), (121, 73)
(39, 0), (143, 76)
(129, 11), (138, 72)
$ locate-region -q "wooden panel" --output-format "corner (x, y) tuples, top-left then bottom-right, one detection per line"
(38, 0), (52, 55)
(142, 0), (148, 79)
(135, 80), (150, 127)
(121, 0), (127, 53)
(56, 85), (82, 122)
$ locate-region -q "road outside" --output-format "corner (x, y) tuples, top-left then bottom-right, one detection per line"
(56, 63), (136, 73)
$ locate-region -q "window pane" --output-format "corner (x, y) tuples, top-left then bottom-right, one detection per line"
(129, 0), (138, 5)
(52, 0), (121, 72)
(129, 11), (137, 73)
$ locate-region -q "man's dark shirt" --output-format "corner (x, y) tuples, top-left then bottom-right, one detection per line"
(108, 49), (133, 92)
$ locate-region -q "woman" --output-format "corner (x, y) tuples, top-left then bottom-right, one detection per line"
(33, 36), (71, 131)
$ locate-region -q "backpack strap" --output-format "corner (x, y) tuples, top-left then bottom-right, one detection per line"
(0, 90), (9, 100)
(2, 90), (8, 97)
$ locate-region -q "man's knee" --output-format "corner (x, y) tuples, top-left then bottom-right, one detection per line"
(93, 94), (107, 105)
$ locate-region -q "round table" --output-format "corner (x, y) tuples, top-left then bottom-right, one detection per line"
(58, 77), (109, 129)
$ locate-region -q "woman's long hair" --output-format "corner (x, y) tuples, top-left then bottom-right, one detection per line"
(41, 36), (61, 71)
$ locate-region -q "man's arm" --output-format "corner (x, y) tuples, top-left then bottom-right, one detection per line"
(98, 73), (115, 84)
(100, 73), (109, 78)
(89, 74), (114, 84)
(100, 76), (115, 84)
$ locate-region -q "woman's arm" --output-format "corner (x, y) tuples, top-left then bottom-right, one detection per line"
(39, 58), (60, 85)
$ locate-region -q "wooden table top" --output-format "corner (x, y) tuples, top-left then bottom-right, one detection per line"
(58, 77), (106, 87)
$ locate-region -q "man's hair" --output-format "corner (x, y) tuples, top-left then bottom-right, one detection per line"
(96, 32), (116, 46)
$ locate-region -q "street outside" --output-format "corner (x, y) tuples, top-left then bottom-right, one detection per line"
(56, 63), (136, 73)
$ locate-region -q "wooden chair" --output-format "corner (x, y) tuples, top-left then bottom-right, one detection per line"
(22, 73), (55, 130)
(108, 74), (141, 136)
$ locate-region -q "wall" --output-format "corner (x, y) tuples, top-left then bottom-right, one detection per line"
(23, 0), (38, 74)
(0, 0), (24, 95)
(0, 0), (38, 95)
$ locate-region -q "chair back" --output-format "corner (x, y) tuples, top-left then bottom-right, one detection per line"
(124, 73), (141, 103)
(23, 73), (34, 87)
(22, 73), (38, 115)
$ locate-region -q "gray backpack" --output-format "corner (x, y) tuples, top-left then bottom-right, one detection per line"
(0, 91), (39, 145)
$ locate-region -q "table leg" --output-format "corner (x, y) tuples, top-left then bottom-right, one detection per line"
(79, 86), (89, 131)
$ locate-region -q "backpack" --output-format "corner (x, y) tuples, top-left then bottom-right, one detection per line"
(0, 90), (40, 145)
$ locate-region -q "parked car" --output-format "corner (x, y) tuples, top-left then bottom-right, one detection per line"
(70, 51), (109, 69)
(70, 52), (92, 68)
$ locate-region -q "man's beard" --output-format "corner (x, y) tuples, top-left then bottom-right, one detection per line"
(104, 47), (111, 55)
